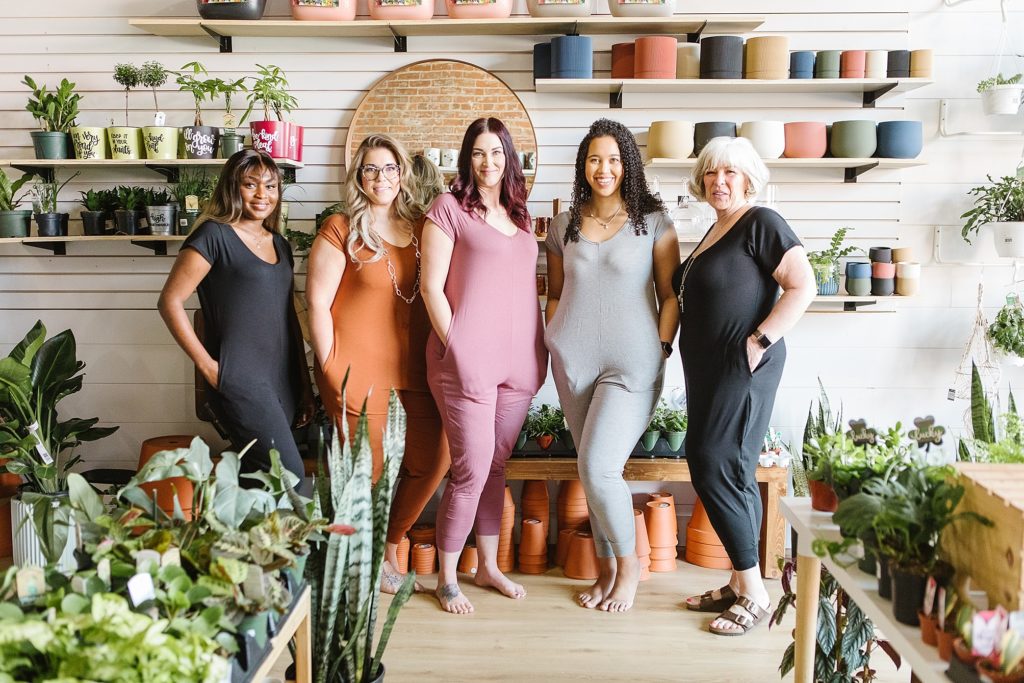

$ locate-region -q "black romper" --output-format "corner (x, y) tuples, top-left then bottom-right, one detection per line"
(183, 220), (304, 478)
(672, 206), (801, 571)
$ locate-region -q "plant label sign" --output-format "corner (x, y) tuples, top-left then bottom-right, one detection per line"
(136, 549), (161, 574)
(162, 547), (181, 567)
(15, 567), (45, 603)
(127, 572), (156, 607)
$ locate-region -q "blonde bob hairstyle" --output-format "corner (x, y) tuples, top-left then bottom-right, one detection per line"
(688, 136), (769, 203)
(344, 134), (419, 265)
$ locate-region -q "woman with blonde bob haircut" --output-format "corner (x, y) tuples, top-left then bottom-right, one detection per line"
(307, 133), (451, 594)
(673, 135), (815, 635)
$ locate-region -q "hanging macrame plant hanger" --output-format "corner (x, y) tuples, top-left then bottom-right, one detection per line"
(952, 282), (1002, 402)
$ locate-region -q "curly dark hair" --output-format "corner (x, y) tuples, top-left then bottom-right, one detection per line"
(565, 118), (665, 244)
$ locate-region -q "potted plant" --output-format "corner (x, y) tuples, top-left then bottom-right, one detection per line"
(140, 60), (178, 160)
(212, 75), (248, 158)
(961, 174), (1024, 257)
(0, 168), (35, 238)
(31, 172), (78, 237)
(656, 402), (687, 452)
(244, 64), (299, 160)
(808, 226), (858, 296)
(22, 75), (80, 159)
(988, 293), (1024, 366)
(78, 189), (107, 236)
(526, 404), (562, 450)
(0, 321), (118, 569)
(978, 72), (1024, 115)
(144, 188), (178, 236)
(977, 629), (1024, 683)
(112, 185), (146, 235)
(110, 63), (143, 159)
(176, 62), (221, 160)
(173, 168), (216, 235)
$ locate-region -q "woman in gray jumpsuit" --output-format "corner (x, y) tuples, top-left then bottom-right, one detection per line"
(545, 119), (680, 613)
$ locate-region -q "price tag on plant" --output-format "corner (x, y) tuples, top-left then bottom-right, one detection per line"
(135, 549), (161, 574)
(127, 572), (156, 607)
(243, 563), (266, 601)
(973, 608), (1008, 657)
(97, 558), (111, 587)
(15, 567), (45, 603)
(161, 547), (181, 567)
(185, 194), (200, 211)
(923, 576), (937, 616)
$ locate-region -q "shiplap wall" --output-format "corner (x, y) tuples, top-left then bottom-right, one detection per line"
(2, 0), (1024, 478)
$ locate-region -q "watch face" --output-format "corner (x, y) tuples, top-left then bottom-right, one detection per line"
(758, 335), (772, 349)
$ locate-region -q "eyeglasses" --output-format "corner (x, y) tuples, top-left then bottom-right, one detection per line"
(360, 163), (401, 180)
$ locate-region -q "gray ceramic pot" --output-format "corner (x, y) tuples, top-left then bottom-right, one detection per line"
(871, 277), (895, 296)
(846, 277), (871, 296)
(196, 0), (266, 19)
(814, 50), (841, 78)
(694, 122), (737, 155)
(829, 120), (877, 158)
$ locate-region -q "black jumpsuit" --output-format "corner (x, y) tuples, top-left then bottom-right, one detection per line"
(672, 206), (800, 571)
(183, 220), (304, 478)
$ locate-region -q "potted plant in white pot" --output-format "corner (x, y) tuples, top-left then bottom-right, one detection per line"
(22, 75), (81, 160)
(243, 64), (299, 160)
(978, 73), (1024, 115)
(176, 61), (221, 160)
(807, 227), (858, 296)
(988, 293), (1024, 367)
(0, 168), (35, 238)
(139, 60), (178, 160)
(961, 173), (1024, 257)
(0, 320), (118, 570)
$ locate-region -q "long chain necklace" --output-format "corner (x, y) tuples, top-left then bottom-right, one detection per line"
(383, 233), (421, 305)
(588, 202), (623, 230)
(238, 226), (270, 250)
(677, 202), (748, 314)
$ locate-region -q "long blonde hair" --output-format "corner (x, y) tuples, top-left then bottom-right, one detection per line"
(196, 149), (283, 232)
(344, 134), (419, 264)
(410, 153), (446, 214)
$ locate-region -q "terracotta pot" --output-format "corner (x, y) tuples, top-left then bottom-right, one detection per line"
(919, 610), (938, 646)
(556, 527), (575, 566)
(396, 535), (410, 574)
(744, 36), (789, 79)
(676, 43), (700, 79)
(519, 518), (547, 556)
(369, 0), (433, 19)
(412, 542), (437, 575)
(408, 523), (436, 546)
(648, 492), (678, 535)
(497, 543), (514, 573)
(840, 50), (867, 78)
(954, 637), (981, 667)
(649, 545), (678, 561)
(644, 500), (678, 549)
(446, 0), (512, 18)
(634, 36), (678, 79)
(291, 0), (357, 20)
(911, 49), (933, 78)
(521, 480), (550, 534)
(564, 531), (600, 580)
(633, 507), (651, 556)
(536, 434), (555, 450)
(0, 459), (20, 497)
(649, 557), (677, 572)
(808, 479), (838, 512)
(684, 548), (733, 570)
(138, 435), (196, 520)
(557, 480), (589, 531)
(977, 659), (1024, 683)
(458, 543), (478, 575)
(685, 498), (731, 569)
(611, 42), (635, 79)
(0, 498), (11, 558)
(783, 122), (827, 159)
(686, 539), (731, 559)
(935, 626), (955, 662)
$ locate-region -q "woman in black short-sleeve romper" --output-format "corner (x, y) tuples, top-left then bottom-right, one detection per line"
(673, 137), (815, 636)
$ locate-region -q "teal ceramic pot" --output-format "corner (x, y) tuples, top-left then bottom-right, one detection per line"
(30, 131), (70, 159)
(814, 50), (841, 78)
(515, 429), (528, 450)
(551, 35), (593, 79)
(876, 120), (923, 159)
(829, 120), (877, 158)
(664, 431), (685, 451)
(846, 277), (871, 296)
(0, 210), (33, 238)
(640, 430), (660, 452)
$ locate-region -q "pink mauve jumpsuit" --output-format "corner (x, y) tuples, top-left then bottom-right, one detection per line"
(426, 193), (548, 553)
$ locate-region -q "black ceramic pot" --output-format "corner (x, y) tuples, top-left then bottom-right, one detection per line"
(869, 246), (893, 263)
(196, 0), (266, 20)
(81, 210), (107, 236)
(694, 122), (737, 155)
(113, 209), (139, 235)
(34, 212), (67, 237)
(891, 568), (927, 625)
(700, 36), (744, 79)
(887, 50), (911, 78)
(534, 42), (552, 80)
(877, 556), (892, 599)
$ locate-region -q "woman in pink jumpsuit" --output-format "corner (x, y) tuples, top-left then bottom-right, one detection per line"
(421, 117), (547, 615)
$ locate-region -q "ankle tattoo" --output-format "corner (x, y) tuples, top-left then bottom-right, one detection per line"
(439, 583), (461, 600)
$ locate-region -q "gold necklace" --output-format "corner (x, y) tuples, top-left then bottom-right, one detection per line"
(588, 202), (623, 230)
(238, 226), (270, 250)
(383, 233), (421, 305)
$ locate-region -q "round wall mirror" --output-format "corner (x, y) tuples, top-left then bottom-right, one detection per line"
(347, 59), (537, 194)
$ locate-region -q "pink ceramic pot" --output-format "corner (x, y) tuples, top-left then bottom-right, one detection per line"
(783, 122), (827, 159)
(291, 0), (357, 20)
(288, 124), (303, 162)
(634, 36), (677, 79)
(872, 261), (896, 278)
(840, 50), (867, 78)
(369, 0), (434, 19)
(446, 0), (512, 19)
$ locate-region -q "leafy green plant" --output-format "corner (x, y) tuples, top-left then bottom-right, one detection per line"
(114, 185), (146, 212)
(961, 174), (1024, 243)
(0, 321), (118, 564)
(804, 429), (909, 501)
(145, 188), (175, 207)
(31, 172), (79, 214)
(22, 75), (81, 133)
(113, 63), (142, 127)
(988, 294), (1024, 358)
(525, 404), (564, 439)
(0, 168), (35, 211)
(176, 61), (221, 127)
(977, 72), (1023, 93)
(649, 400), (686, 433)
(174, 168), (217, 209)
(79, 189), (105, 212)
(244, 64), (299, 122)
(140, 60), (170, 112)
(797, 379), (844, 497)
(212, 75), (248, 128)
(807, 227), (859, 268)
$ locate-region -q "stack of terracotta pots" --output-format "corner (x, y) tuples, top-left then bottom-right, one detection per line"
(498, 486), (516, 572)
(684, 498), (733, 570)
(556, 527), (576, 567)
(458, 543), (478, 575)
(557, 480), (589, 532)
(518, 518), (548, 574)
(412, 542), (437, 576)
(633, 508), (652, 581)
(644, 492), (678, 572)
(409, 523), (436, 546)
(564, 530), (600, 580)
(395, 535), (411, 573)
(521, 480), (550, 539)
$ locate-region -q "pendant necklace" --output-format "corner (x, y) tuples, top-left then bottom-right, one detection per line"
(589, 202), (623, 230)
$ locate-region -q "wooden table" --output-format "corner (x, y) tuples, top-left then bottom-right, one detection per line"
(780, 497), (946, 683)
(249, 585), (312, 683)
(505, 458), (788, 579)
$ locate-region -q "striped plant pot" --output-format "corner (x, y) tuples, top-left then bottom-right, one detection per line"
(11, 496), (77, 572)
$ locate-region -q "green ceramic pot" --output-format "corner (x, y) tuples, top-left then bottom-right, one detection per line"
(829, 120), (877, 159)
(107, 127), (142, 160)
(30, 131), (70, 159)
(664, 431), (685, 452)
(641, 430), (660, 452)
(238, 611), (269, 649)
(142, 126), (179, 160)
(0, 210), (33, 238)
(515, 429), (528, 451)
(71, 126), (108, 159)
(221, 132), (245, 158)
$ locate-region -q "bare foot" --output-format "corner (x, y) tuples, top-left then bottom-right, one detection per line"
(577, 572), (615, 609)
(474, 565), (526, 599)
(380, 560), (426, 595)
(599, 561), (640, 613)
(435, 582), (474, 615)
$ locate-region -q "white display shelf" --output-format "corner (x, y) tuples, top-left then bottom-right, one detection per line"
(646, 157), (925, 182)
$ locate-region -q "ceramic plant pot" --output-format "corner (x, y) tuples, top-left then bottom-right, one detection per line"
(515, 428), (529, 450)
(808, 479), (838, 512)
(694, 121), (736, 156)
(910, 49), (933, 78)
(895, 261), (920, 278)
(536, 434), (555, 450)
(871, 277), (895, 296)
(369, 0), (434, 18)
(640, 429), (660, 451)
(220, 132), (245, 158)
(11, 496), (77, 572)
(458, 543), (478, 575)
(744, 36), (789, 79)
(685, 498), (730, 570)
(518, 518), (548, 573)
(408, 523), (436, 546)
(634, 36), (677, 79)
(790, 51), (815, 79)
(611, 42), (635, 78)
(872, 261), (896, 278)
(113, 209), (139, 235)
(936, 627), (956, 661)
(813, 262), (840, 295)
(814, 50), (841, 79)
(739, 120), (785, 158)
(869, 246), (892, 263)
(182, 125), (219, 160)
(891, 246), (913, 263)
(35, 212), (68, 237)
(829, 120), (877, 158)
(291, 0), (357, 20)
(564, 531), (600, 579)
(107, 127), (142, 160)
(137, 435), (195, 520)
(30, 131), (70, 160)
(887, 50), (911, 78)
(876, 120), (923, 158)
(521, 480), (549, 535)
(557, 479), (588, 531)
(287, 124), (304, 162)
(649, 492), (677, 535)
(865, 50), (888, 79)
(699, 36), (743, 79)
(643, 500), (677, 550)
(70, 126), (107, 159)
(992, 222), (1024, 258)
(633, 508), (652, 557)
(446, 0), (512, 19)
(142, 126), (179, 160)
(783, 122), (827, 158)
(0, 210), (33, 238)
(840, 50), (867, 78)
(664, 431), (685, 451)
(845, 278), (871, 296)
(556, 528), (575, 566)
(534, 42), (553, 80)
(983, 85), (1024, 115)
(606, 0), (675, 18)
(551, 35), (593, 79)
(647, 120), (694, 160)
(197, 0), (267, 19)
(891, 568), (927, 625)
(846, 261), (872, 279)
(250, 121), (290, 158)
(527, 0), (591, 17)
(676, 43), (700, 79)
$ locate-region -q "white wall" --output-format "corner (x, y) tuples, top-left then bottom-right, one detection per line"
(2, 0), (1024, 479)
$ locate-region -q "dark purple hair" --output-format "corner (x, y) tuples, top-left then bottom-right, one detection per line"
(450, 117), (531, 233)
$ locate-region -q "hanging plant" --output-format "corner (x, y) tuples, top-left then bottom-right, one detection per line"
(988, 294), (1024, 364)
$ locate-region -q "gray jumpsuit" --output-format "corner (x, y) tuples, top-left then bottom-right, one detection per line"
(544, 210), (671, 557)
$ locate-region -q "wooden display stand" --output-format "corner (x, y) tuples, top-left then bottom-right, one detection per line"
(504, 458), (787, 579)
(249, 586), (312, 683)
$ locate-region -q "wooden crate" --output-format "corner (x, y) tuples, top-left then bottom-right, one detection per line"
(946, 463), (1024, 610)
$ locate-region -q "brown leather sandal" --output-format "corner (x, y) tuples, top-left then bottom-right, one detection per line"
(685, 584), (737, 612)
(708, 595), (771, 636)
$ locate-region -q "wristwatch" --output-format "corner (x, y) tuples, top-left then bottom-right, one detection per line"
(752, 329), (773, 350)
(661, 341), (673, 358)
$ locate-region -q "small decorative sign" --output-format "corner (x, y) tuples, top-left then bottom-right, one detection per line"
(908, 415), (945, 448)
(162, 547), (182, 567)
(847, 418), (877, 446)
